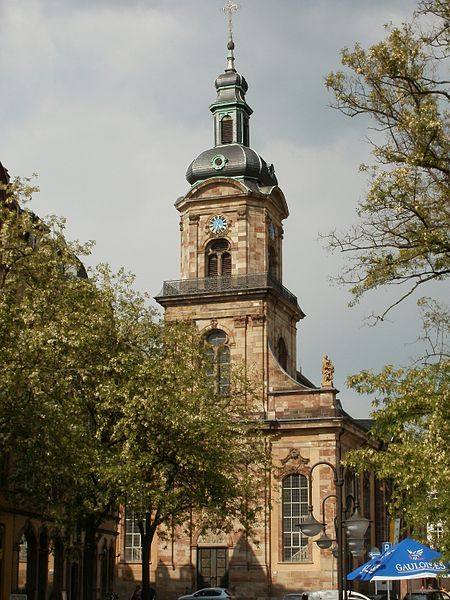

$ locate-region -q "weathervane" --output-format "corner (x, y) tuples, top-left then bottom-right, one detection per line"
(222, 1), (240, 71)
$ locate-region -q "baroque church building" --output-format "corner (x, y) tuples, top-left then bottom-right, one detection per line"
(0, 18), (387, 600)
(116, 24), (386, 600)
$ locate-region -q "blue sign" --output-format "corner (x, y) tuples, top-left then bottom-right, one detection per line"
(382, 541), (392, 554)
(369, 550), (381, 559)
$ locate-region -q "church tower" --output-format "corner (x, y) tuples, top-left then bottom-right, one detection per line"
(157, 14), (307, 409)
(154, 9), (378, 600)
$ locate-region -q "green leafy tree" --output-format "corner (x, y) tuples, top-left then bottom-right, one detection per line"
(324, 0), (450, 558)
(344, 361), (450, 558)
(325, 0), (449, 321)
(0, 176), (139, 598)
(0, 178), (267, 600)
(118, 321), (267, 600)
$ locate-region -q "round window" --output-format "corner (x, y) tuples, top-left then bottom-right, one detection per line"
(210, 154), (228, 171)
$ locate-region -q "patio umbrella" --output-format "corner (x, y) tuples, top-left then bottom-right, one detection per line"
(347, 555), (384, 581)
(360, 538), (446, 581)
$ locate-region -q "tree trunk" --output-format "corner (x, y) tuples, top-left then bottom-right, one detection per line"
(83, 518), (97, 600)
(140, 512), (155, 600)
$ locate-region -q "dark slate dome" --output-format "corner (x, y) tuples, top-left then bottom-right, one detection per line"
(186, 144), (278, 187)
(215, 70), (248, 92)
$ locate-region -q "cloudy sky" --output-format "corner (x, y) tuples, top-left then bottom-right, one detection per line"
(2, 0), (436, 418)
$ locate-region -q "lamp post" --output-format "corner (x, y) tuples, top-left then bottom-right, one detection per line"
(297, 460), (370, 600)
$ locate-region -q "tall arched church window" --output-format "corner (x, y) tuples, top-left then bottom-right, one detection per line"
(206, 330), (230, 396)
(221, 116), (233, 144)
(278, 337), (288, 371)
(37, 531), (49, 600)
(50, 536), (64, 598)
(124, 509), (142, 562)
(206, 239), (232, 278)
(282, 474), (309, 562)
(17, 529), (36, 596)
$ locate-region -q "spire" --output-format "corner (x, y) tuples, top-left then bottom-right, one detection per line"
(185, 1), (278, 186)
(210, 2), (252, 147)
(223, 1), (239, 72)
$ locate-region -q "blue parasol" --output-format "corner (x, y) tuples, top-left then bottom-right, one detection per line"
(347, 554), (384, 581)
(358, 538), (446, 581)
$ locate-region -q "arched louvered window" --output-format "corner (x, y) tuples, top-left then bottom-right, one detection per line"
(222, 252), (231, 276)
(206, 239), (232, 278)
(282, 474), (309, 562)
(221, 116), (233, 144)
(208, 254), (218, 277)
(278, 337), (288, 371)
(206, 330), (230, 396)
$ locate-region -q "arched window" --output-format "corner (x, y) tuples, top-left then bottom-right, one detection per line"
(100, 541), (108, 599)
(17, 528), (37, 596)
(124, 509), (142, 562)
(206, 239), (232, 278)
(278, 337), (288, 371)
(37, 531), (48, 600)
(220, 116), (233, 144)
(50, 536), (64, 599)
(282, 474), (309, 562)
(205, 330), (230, 396)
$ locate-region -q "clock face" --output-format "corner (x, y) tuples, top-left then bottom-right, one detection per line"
(209, 214), (229, 235)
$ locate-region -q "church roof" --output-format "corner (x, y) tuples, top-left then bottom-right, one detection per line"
(186, 13), (277, 188)
(186, 144), (278, 187)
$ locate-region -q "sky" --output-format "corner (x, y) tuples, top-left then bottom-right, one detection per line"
(1, 0), (438, 418)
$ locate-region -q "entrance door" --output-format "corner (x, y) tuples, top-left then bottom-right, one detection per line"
(197, 547), (228, 588)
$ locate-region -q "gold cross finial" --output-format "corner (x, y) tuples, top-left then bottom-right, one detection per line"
(222, 1), (239, 42)
(222, 1), (239, 71)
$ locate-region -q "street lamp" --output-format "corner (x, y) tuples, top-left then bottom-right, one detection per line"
(314, 494), (337, 550)
(297, 460), (370, 600)
(345, 507), (371, 558)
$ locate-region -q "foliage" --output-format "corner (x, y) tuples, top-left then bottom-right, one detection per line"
(324, 0), (450, 320)
(344, 360), (450, 558)
(417, 297), (450, 361)
(324, 0), (450, 559)
(1, 177), (125, 530)
(0, 177), (267, 597)
(119, 320), (267, 536)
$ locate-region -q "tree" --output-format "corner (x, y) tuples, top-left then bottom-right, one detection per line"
(344, 361), (450, 558)
(0, 178), (267, 600)
(118, 321), (267, 600)
(325, 0), (449, 321)
(324, 0), (450, 558)
(0, 176), (138, 599)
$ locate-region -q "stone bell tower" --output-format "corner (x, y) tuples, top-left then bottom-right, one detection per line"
(156, 15), (311, 411)
(154, 6), (377, 599)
